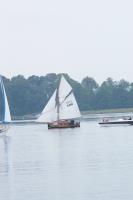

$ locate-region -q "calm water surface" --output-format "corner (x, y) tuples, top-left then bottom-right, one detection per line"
(0, 120), (133, 200)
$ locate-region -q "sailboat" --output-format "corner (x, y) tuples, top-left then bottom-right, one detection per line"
(0, 76), (11, 133)
(37, 75), (81, 129)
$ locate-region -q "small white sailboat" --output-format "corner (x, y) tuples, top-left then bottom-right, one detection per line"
(37, 75), (81, 129)
(0, 76), (11, 133)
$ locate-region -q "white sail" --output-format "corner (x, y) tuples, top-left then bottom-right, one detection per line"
(0, 76), (11, 123)
(3, 86), (11, 122)
(37, 75), (81, 123)
(58, 76), (81, 120)
(37, 90), (58, 122)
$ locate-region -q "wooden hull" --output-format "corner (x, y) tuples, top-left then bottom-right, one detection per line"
(48, 121), (80, 129)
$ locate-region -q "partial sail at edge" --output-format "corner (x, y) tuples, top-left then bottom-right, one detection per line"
(0, 76), (11, 123)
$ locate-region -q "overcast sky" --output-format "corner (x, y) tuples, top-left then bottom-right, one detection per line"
(0, 0), (133, 83)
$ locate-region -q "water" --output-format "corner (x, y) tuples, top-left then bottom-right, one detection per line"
(0, 119), (133, 200)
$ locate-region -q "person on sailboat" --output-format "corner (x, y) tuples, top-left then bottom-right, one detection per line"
(70, 120), (74, 125)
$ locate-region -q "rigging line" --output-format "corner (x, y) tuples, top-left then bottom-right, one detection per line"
(59, 90), (73, 106)
(40, 90), (73, 116)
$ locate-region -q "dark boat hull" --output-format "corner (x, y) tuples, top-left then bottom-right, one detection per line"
(48, 121), (80, 129)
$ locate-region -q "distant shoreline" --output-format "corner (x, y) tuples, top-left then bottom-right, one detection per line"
(81, 108), (133, 115)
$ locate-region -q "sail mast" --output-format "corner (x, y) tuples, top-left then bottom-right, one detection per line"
(56, 76), (61, 121)
(56, 88), (60, 121)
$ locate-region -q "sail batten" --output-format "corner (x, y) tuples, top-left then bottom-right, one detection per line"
(37, 75), (81, 123)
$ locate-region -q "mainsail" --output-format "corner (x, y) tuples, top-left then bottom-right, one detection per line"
(0, 76), (11, 123)
(37, 75), (81, 122)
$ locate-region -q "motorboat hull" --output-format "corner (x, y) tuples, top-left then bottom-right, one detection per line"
(99, 120), (133, 125)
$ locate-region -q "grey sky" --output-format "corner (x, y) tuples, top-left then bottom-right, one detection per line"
(0, 0), (133, 83)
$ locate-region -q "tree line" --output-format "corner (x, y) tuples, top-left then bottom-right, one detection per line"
(2, 73), (133, 116)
